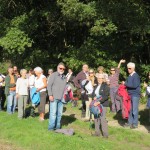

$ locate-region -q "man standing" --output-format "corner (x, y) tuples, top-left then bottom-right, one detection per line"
(73, 64), (89, 117)
(124, 62), (140, 129)
(5, 67), (17, 114)
(47, 62), (67, 130)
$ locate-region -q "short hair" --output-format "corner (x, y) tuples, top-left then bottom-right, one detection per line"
(20, 69), (27, 75)
(34, 67), (43, 73)
(89, 68), (95, 73)
(97, 74), (104, 79)
(57, 62), (65, 68)
(127, 62), (135, 69)
(97, 66), (104, 72)
(29, 69), (34, 75)
(48, 69), (53, 72)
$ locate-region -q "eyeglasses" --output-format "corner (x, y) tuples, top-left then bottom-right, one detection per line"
(128, 68), (131, 70)
(89, 72), (94, 74)
(59, 68), (65, 70)
(110, 70), (115, 71)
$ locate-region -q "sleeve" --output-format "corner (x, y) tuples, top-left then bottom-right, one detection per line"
(47, 73), (55, 96)
(100, 84), (110, 103)
(5, 76), (16, 88)
(73, 73), (81, 89)
(125, 74), (140, 89)
(16, 78), (20, 94)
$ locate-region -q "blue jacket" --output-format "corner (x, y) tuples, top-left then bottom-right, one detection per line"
(31, 87), (40, 105)
(125, 72), (140, 97)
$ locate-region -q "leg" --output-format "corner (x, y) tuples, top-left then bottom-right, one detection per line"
(128, 99), (133, 126)
(110, 88), (116, 112)
(18, 95), (24, 118)
(94, 118), (100, 136)
(48, 100), (57, 130)
(23, 96), (28, 117)
(7, 92), (13, 114)
(38, 91), (46, 119)
(132, 96), (140, 127)
(12, 91), (17, 113)
(85, 101), (90, 119)
(100, 107), (108, 137)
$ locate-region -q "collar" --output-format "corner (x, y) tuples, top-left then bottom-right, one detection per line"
(130, 71), (135, 76)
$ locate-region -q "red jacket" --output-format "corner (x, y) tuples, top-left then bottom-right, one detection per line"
(117, 84), (131, 119)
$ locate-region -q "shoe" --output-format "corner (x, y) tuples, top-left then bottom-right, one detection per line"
(130, 125), (138, 129)
(92, 133), (100, 137)
(39, 117), (44, 121)
(123, 123), (131, 128)
(103, 136), (108, 139)
(82, 118), (90, 122)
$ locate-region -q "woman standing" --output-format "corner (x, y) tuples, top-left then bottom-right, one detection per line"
(16, 69), (28, 119)
(92, 74), (109, 138)
(34, 67), (47, 121)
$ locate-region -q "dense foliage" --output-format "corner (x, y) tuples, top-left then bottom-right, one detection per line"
(0, 0), (150, 81)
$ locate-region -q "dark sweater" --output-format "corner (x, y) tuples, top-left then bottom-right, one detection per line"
(92, 82), (110, 107)
(125, 72), (140, 97)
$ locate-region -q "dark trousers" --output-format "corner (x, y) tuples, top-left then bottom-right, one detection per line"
(94, 107), (108, 137)
(81, 93), (88, 117)
(0, 87), (5, 110)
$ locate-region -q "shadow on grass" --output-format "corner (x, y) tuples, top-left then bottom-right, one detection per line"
(61, 114), (77, 126)
(139, 108), (150, 132)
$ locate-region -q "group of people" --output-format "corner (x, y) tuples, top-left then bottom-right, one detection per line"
(0, 60), (147, 138)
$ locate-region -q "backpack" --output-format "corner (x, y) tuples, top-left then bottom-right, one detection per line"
(89, 98), (103, 118)
(146, 86), (150, 95)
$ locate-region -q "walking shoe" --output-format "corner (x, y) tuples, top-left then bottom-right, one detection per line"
(130, 125), (138, 129)
(92, 133), (100, 137)
(123, 123), (131, 128)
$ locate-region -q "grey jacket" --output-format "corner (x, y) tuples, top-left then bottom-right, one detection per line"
(47, 72), (67, 100)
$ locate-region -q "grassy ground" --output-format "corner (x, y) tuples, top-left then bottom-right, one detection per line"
(0, 102), (150, 150)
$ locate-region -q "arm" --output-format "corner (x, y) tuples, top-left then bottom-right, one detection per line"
(5, 76), (16, 88)
(125, 74), (140, 89)
(73, 73), (82, 89)
(118, 59), (126, 68)
(16, 79), (19, 98)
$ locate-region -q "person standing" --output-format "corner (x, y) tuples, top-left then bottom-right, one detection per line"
(92, 74), (109, 138)
(16, 69), (28, 119)
(47, 69), (53, 82)
(108, 59), (125, 113)
(34, 67), (47, 121)
(73, 64), (89, 117)
(5, 67), (17, 114)
(47, 62), (67, 130)
(124, 62), (140, 129)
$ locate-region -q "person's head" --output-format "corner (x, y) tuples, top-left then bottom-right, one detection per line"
(97, 74), (104, 84)
(68, 68), (73, 74)
(13, 66), (17, 71)
(20, 69), (27, 78)
(89, 69), (95, 77)
(148, 72), (150, 79)
(48, 69), (53, 75)
(34, 67), (43, 77)
(57, 62), (65, 75)
(110, 67), (116, 75)
(29, 69), (34, 76)
(127, 62), (135, 74)
(82, 64), (89, 72)
(97, 66), (104, 74)
(8, 67), (14, 75)
(0, 76), (3, 82)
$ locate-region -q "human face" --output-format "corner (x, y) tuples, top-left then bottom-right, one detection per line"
(97, 77), (103, 84)
(8, 68), (14, 75)
(21, 71), (27, 78)
(110, 68), (116, 75)
(127, 67), (134, 74)
(82, 65), (89, 72)
(89, 71), (94, 77)
(58, 65), (65, 74)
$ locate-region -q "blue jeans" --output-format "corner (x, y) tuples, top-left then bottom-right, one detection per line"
(7, 91), (17, 114)
(128, 96), (140, 126)
(48, 99), (63, 130)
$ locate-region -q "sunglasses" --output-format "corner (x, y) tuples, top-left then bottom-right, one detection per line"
(89, 72), (94, 74)
(59, 67), (65, 70)
(110, 70), (115, 71)
(128, 68), (131, 70)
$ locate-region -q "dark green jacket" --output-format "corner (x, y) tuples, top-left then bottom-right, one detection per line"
(5, 75), (17, 95)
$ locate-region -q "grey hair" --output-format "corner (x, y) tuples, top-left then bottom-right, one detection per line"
(20, 69), (27, 75)
(127, 62), (135, 69)
(34, 67), (43, 73)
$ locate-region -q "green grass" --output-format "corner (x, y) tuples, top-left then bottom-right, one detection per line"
(0, 103), (150, 150)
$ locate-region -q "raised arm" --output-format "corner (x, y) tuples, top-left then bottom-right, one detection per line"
(118, 59), (126, 69)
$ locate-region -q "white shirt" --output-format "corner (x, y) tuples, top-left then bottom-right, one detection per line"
(95, 84), (101, 97)
(28, 75), (35, 88)
(130, 71), (135, 76)
(16, 78), (28, 95)
(66, 72), (72, 82)
(35, 74), (46, 92)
